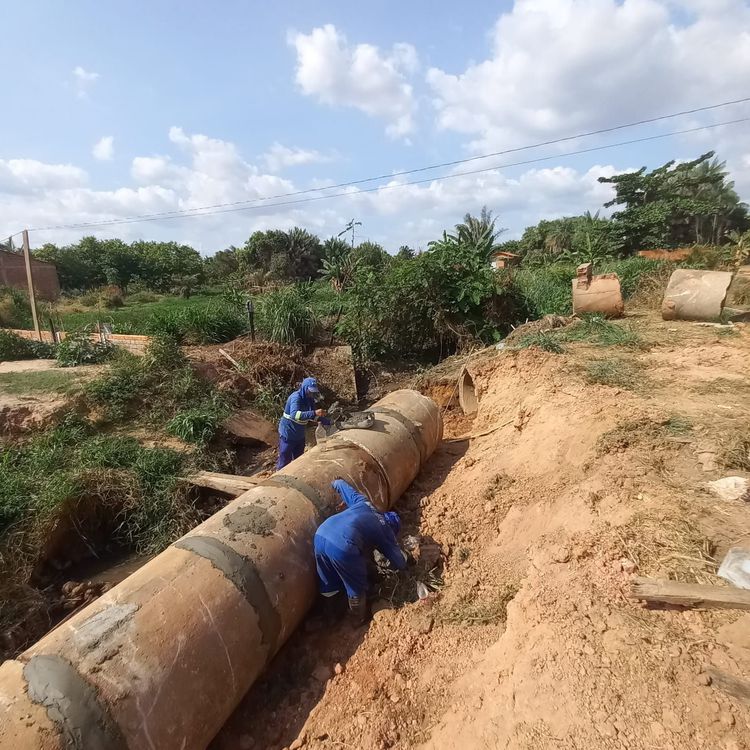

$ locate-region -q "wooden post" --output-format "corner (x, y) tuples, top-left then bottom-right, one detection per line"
(22, 229), (42, 341)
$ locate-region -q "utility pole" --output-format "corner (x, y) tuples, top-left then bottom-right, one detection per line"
(22, 229), (42, 341)
(338, 219), (362, 248)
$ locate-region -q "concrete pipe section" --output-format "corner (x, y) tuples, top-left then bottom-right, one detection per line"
(662, 269), (735, 321)
(458, 367), (478, 416)
(0, 389), (441, 750)
(572, 262), (624, 318)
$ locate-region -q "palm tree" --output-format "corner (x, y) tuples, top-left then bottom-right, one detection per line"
(449, 206), (506, 259)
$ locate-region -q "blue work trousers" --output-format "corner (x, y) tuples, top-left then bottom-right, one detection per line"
(314, 536), (367, 599)
(276, 436), (305, 470)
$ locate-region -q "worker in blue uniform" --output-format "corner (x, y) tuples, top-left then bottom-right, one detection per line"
(277, 377), (329, 469)
(314, 479), (409, 624)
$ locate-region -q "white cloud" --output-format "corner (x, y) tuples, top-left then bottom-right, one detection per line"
(0, 159), (87, 193)
(262, 143), (333, 172)
(427, 0), (750, 151)
(72, 66), (100, 98)
(92, 136), (114, 161)
(288, 24), (418, 138)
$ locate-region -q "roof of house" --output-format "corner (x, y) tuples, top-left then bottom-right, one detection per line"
(491, 251), (521, 259)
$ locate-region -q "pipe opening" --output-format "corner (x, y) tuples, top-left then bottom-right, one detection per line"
(458, 368), (478, 416)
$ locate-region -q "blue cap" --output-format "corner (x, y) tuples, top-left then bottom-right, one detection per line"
(302, 376), (319, 393)
(384, 511), (400, 536)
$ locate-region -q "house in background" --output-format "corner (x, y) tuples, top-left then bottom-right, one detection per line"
(490, 250), (521, 270)
(0, 243), (61, 300)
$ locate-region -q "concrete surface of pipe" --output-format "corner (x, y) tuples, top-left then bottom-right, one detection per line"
(0, 389), (440, 750)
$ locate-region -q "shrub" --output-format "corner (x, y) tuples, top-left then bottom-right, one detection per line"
(256, 284), (318, 344)
(0, 287), (33, 328)
(56, 331), (113, 367)
(0, 330), (55, 362)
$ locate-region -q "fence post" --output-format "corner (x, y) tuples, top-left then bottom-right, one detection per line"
(22, 229), (42, 341)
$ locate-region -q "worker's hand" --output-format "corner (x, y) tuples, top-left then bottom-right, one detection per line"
(315, 409), (327, 417)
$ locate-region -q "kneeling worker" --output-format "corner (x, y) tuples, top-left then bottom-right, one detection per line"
(314, 479), (409, 624)
(277, 377), (329, 470)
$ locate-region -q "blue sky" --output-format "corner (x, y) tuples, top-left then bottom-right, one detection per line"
(1, 0), (750, 253)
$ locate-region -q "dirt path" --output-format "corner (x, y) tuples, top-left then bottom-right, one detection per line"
(212, 315), (750, 750)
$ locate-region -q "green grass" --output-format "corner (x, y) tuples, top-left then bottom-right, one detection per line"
(0, 415), (198, 561)
(564, 315), (644, 348)
(50, 294), (229, 334)
(584, 358), (643, 389)
(513, 314), (643, 353)
(0, 370), (79, 396)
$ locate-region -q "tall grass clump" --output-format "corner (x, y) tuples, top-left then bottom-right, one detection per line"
(513, 265), (575, 318)
(146, 303), (246, 344)
(256, 284), (318, 344)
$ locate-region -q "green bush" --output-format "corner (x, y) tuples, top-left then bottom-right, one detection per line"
(256, 284), (318, 344)
(146, 303), (246, 344)
(0, 330), (55, 362)
(0, 287), (33, 328)
(167, 398), (230, 445)
(56, 331), (113, 367)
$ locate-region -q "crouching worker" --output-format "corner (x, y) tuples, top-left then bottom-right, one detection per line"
(314, 479), (409, 625)
(277, 377), (329, 470)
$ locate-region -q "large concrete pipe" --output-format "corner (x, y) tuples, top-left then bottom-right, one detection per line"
(0, 390), (441, 750)
(662, 269), (734, 321)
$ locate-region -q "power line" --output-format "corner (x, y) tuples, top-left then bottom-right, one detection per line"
(26, 115), (750, 233)
(30, 94), (750, 234)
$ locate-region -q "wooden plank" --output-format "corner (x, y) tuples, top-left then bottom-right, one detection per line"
(22, 230), (41, 341)
(707, 668), (750, 704)
(182, 471), (262, 496)
(629, 577), (750, 610)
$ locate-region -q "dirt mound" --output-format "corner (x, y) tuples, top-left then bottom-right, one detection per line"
(212, 316), (750, 750)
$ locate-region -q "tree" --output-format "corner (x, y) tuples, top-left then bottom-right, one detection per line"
(450, 207), (506, 259)
(396, 245), (415, 260)
(598, 151), (749, 252)
(241, 228), (322, 281)
(203, 247), (241, 283)
(351, 240), (390, 271)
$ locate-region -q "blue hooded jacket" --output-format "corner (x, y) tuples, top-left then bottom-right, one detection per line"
(278, 377), (323, 442)
(315, 480), (407, 572)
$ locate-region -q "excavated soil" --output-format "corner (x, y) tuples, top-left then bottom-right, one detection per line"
(212, 315), (750, 750)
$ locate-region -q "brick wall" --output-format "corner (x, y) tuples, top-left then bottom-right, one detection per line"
(8, 329), (151, 353)
(0, 250), (61, 300)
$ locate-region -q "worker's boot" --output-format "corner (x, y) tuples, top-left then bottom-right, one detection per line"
(348, 595), (369, 627)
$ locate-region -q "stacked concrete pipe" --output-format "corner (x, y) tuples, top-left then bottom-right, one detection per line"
(0, 390), (441, 750)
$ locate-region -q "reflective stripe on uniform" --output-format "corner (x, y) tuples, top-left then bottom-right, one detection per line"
(283, 411), (309, 425)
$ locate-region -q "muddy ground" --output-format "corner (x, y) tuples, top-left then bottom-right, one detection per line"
(210, 313), (750, 750)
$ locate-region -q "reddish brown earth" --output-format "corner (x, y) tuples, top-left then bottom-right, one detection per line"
(212, 315), (750, 750)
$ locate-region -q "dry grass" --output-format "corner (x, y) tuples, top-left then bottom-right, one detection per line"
(614, 514), (717, 584)
(691, 377), (749, 396)
(438, 583), (519, 626)
(720, 433), (750, 471)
